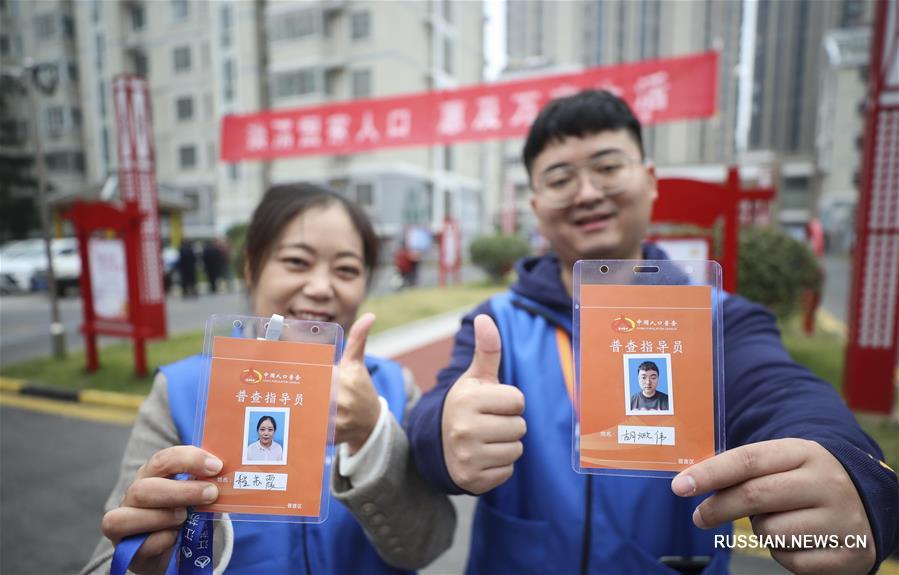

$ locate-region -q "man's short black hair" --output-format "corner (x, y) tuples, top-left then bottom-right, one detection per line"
(637, 361), (659, 375)
(522, 90), (644, 179)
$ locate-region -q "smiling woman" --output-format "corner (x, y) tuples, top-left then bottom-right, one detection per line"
(84, 183), (456, 575)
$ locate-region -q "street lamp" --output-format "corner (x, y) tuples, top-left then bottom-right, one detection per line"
(2, 59), (67, 358)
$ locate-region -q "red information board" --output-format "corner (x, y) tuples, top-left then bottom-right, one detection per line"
(67, 75), (167, 377)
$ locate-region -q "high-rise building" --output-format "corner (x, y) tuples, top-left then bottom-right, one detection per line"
(506, 0), (742, 166)
(9, 0), (485, 243)
(502, 0), (873, 226)
(1, 0), (87, 240)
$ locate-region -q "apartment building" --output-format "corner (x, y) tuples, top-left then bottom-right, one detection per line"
(67, 0), (485, 242)
(0, 0), (87, 240)
(501, 0), (872, 227)
(257, 0), (485, 241)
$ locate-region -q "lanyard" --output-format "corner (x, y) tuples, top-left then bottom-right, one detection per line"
(555, 326), (575, 405)
(111, 508), (212, 575)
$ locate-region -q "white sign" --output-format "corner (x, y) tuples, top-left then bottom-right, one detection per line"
(89, 238), (128, 320)
(617, 425), (676, 446)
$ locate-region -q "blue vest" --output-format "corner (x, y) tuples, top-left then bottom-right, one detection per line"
(161, 354), (412, 575)
(466, 292), (731, 574)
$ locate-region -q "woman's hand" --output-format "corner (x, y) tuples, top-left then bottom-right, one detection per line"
(335, 313), (381, 454)
(101, 446), (223, 575)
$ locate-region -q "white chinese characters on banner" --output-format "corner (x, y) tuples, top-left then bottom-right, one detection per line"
(508, 91), (543, 128)
(437, 100), (467, 136)
(471, 96), (502, 132)
(633, 72), (671, 123)
(386, 108), (412, 139)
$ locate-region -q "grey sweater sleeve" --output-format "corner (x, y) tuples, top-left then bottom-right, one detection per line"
(332, 368), (456, 570)
(80, 374), (230, 575)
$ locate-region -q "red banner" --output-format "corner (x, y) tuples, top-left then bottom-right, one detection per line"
(113, 74), (166, 338)
(221, 52), (718, 162)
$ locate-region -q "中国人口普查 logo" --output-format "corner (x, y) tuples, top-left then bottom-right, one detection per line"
(241, 368), (263, 384)
(612, 316), (636, 333)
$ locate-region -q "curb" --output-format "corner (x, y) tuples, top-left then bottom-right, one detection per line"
(0, 376), (144, 411)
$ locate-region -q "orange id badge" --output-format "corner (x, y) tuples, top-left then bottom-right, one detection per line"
(193, 314), (343, 523)
(572, 260), (725, 478)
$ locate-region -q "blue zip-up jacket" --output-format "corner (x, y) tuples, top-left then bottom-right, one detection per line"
(406, 247), (899, 574)
(162, 354), (414, 575)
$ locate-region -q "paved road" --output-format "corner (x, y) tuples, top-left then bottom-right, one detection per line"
(0, 263), (483, 366)
(0, 405), (129, 575)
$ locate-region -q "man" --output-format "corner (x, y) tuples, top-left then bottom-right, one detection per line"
(406, 91), (898, 574)
(630, 360), (669, 411)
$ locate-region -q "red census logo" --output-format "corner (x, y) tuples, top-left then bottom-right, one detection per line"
(612, 316), (636, 333)
(240, 368), (262, 385)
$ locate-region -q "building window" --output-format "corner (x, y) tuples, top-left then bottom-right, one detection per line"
(71, 107), (82, 128)
(270, 9), (316, 42)
(443, 37), (453, 74)
(173, 45), (191, 72)
(67, 61), (79, 83)
(45, 106), (65, 136)
(351, 69), (371, 98)
(208, 141), (216, 168)
(220, 5), (232, 48)
(134, 51), (149, 77)
(350, 11), (370, 40)
(176, 96), (194, 121)
(355, 183), (374, 207)
(179, 145), (197, 169)
(95, 33), (104, 70)
(228, 162), (240, 181)
(130, 4), (145, 30)
(171, 0), (189, 22)
(273, 68), (317, 98)
(324, 69), (340, 97)
(101, 127), (110, 168)
(35, 14), (56, 40)
(223, 59), (235, 101)
(0, 35), (9, 56)
(98, 80), (106, 116)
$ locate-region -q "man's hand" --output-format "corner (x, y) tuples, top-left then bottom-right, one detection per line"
(335, 313), (382, 455)
(671, 438), (876, 575)
(442, 315), (526, 494)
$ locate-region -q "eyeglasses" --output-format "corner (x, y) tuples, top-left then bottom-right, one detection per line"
(535, 152), (643, 209)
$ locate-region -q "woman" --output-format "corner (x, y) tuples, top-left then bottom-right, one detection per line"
(83, 184), (455, 574)
(246, 416), (282, 462)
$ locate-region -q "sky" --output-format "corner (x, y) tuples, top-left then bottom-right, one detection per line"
(483, 0), (507, 80)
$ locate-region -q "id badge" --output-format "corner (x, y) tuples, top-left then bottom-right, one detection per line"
(192, 314), (342, 523)
(572, 260), (725, 478)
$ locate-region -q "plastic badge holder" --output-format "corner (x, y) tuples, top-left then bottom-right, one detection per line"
(572, 260), (725, 478)
(192, 313), (343, 524)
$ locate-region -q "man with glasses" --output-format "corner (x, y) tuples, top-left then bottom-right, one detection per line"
(406, 90), (897, 574)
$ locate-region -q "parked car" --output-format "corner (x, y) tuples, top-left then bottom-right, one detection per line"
(33, 239), (82, 296)
(0, 239), (48, 293)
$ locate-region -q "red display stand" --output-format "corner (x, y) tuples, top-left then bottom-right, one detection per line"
(66, 200), (167, 377)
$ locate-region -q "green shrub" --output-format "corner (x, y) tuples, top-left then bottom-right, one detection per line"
(470, 234), (530, 283)
(225, 223), (249, 281)
(737, 226), (822, 320)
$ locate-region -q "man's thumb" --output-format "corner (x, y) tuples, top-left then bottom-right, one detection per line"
(467, 314), (501, 381)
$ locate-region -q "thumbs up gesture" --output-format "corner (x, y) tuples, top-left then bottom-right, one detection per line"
(335, 313), (381, 455)
(442, 315), (526, 494)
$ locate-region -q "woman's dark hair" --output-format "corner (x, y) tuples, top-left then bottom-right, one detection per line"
(256, 415), (277, 432)
(244, 182), (379, 288)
